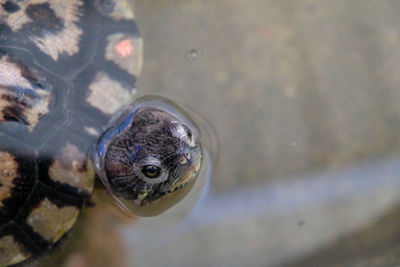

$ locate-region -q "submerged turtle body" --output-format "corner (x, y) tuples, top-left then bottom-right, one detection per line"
(0, 0), (203, 265)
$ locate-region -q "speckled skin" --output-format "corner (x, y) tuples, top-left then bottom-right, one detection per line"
(101, 106), (201, 207)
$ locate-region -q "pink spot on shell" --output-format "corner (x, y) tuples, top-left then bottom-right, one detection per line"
(115, 39), (134, 59)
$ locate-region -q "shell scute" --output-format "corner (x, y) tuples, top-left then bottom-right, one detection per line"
(0, 52), (51, 130)
(0, 0), (143, 265)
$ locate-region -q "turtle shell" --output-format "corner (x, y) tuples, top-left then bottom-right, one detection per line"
(0, 0), (142, 265)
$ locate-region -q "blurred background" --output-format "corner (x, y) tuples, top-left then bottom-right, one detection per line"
(129, 1), (400, 266)
(38, 1), (400, 266)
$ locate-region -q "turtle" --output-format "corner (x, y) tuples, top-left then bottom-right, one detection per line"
(0, 0), (205, 265)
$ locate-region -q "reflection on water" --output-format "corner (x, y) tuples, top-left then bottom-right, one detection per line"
(123, 156), (400, 266)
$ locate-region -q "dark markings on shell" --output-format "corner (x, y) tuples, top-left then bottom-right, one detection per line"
(0, 51), (51, 129)
(0, 0), (142, 264)
(0, 223), (50, 256)
(24, 3), (64, 35)
(0, 138), (90, 256)
(1, 105), (28, 124)
(1, 1), (20, 13)
(70, 15), (139, 123)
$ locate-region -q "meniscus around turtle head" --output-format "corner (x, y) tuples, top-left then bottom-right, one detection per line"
(91, 96), (204, 216)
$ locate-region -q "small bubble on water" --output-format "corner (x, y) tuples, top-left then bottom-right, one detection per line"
(185, 49), (203, 61)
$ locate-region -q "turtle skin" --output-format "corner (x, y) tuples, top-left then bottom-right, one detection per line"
(0, 0), (143, 265)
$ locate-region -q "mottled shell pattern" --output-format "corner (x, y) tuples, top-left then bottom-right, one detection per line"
(0, 0), (142, 265)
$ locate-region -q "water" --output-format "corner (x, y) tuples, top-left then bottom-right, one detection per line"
(129, 0), (400, 266)
(26, 0), (400, 266)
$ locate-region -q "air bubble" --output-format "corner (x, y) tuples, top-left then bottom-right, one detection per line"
(185, 49), (203, 61)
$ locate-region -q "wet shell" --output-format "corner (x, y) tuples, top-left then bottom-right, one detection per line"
(0, 0), (142, 265)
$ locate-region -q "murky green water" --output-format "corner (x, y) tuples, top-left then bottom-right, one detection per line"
(34, 1), (400, 266)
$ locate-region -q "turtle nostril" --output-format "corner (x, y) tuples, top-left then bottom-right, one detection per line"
(185, 152), (191, 160)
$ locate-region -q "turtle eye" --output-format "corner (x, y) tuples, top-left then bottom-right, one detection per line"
(142, 165), (162, 178)
(183, 125), (192, 141)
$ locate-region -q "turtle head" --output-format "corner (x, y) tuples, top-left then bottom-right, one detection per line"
(91, 96), (202, 216)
